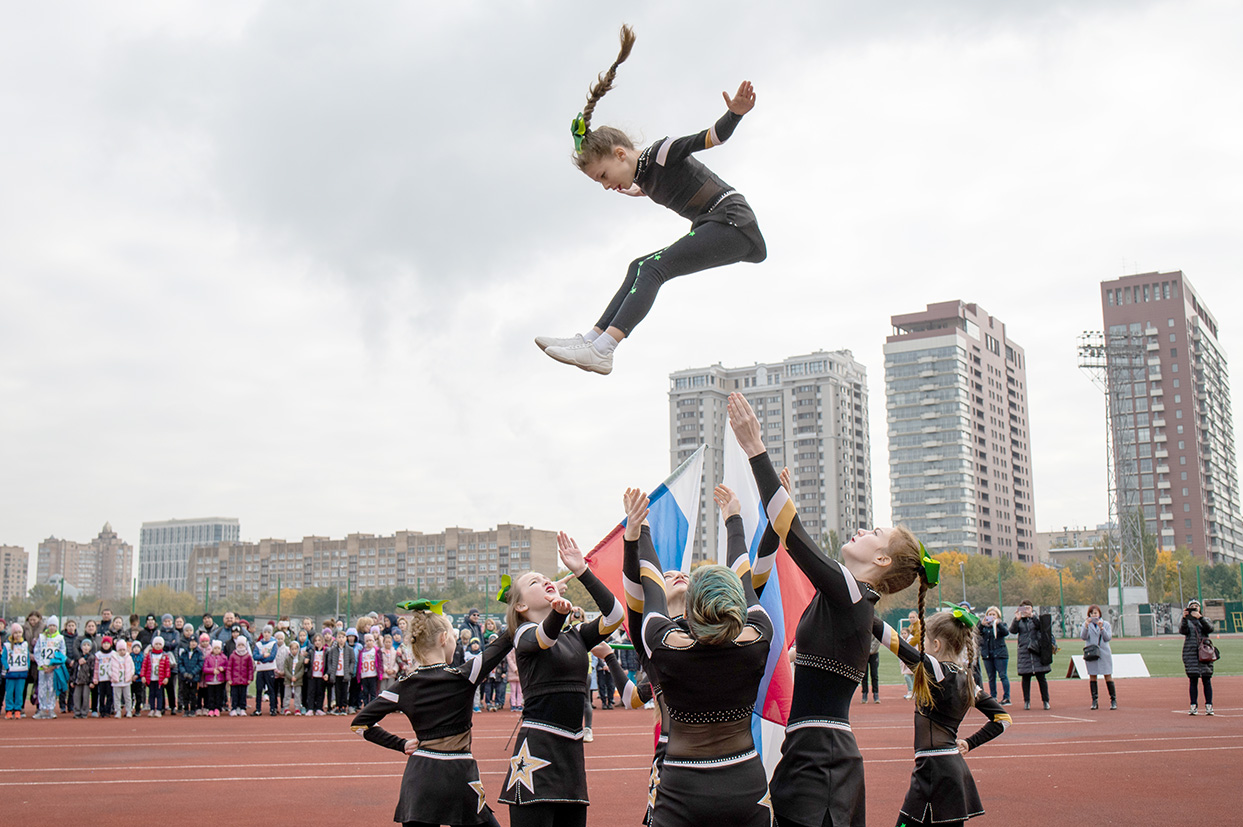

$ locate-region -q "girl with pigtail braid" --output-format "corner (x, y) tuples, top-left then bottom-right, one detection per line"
(351, 603), (512, 827)
(873, 566), (1011, 827)
(536, 24), (767, 376)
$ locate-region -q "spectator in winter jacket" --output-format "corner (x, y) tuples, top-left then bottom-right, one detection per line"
(253, 625), (279, 716)
(325, 632), (355, 715)
(35, 616), (66, 719)
(142, 636), (174, 717)
(137, 615), (158, 650)
(202, 640), (228, 716)
(4, 623), (31, 718)
(177, 629), (205, 716)
(72, 638), (94, 718)
(227, 640), (255, 716)
(129, 641), (145, 712)
(274, 631), (296, 714)
(110, 641), (136, 718)
(61, 619), (80, 713)
(93, 636), (117, 717)
(1181, 599), (1215, 715)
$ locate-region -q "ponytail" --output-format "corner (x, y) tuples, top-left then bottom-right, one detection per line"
(911, 580), (934, 709)
(573, 26), (638, 169)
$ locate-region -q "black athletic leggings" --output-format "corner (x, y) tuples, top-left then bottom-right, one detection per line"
(1189, 675), (1213, 705)
(861, 652), (880, 697)
(595, 222), (754, 336)
(1020, 673), (1049, 703)
(508, 803), (588, 827)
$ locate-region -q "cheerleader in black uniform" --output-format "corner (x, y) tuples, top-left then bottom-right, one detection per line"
(874, 602), (1012, 827)
(618, 502), (692, 825)
(536, 24), (766, 376)
(727, 392), (924, 827)
(499, 531), (624, 827)
(626, 484), (775, 827)
(350, 601), (511, 827)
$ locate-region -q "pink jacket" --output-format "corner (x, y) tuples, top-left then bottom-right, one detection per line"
(227, 651), (254, 686)
(109, 651), (135, 685)
(203, 653), (228, 685)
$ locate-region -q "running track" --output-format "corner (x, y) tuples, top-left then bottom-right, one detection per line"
(1, 676), (1236, 825)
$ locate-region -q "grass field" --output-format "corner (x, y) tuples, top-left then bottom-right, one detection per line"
(873, 634), (1240, 686)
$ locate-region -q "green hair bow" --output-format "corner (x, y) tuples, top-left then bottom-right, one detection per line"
(919, 542), (940, 587)
(397, 598), (447, 615)
(496, 574), (513, 604)
(570, 112), (587, 153)
(941, 601), (980, 628)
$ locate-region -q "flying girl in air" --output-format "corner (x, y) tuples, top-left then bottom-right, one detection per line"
(536, 24), (767, 376)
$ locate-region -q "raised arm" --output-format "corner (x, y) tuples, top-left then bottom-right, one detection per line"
(560, 530), (624, 649)
(461, 630), (513, 686)
(874, 617), (936, 672)
(750, 468), (790, 598)
(350, 690), (409, 753)
(621, 490), (650, 662)
(594, 643), (652, 710)
(654, 82), (755, 167)
(960, 691), (1012, 754)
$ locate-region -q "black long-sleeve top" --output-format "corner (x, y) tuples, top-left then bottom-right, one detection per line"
(636, 514), (772, 746)
(349, 629), (512, 752)
(875, 620), (1011, 753)
(514, 567), (624, 731)
(748, 452), (879, 722)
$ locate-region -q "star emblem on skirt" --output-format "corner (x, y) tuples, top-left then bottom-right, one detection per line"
(647, 763), (661, 809)
(469, 780), (487, 813)
(506, 739), (552, 795)
(758, 788), (774, 825)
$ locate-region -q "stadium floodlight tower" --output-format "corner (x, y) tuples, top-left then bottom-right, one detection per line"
(1078, 331), (1149, 629)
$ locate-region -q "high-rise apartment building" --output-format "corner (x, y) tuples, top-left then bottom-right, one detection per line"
(1100, 271), (1243, 561)
(36, 523), (133, 600)
(884, 301), (1036, 561)
(140, 517), (240, 591)
(186, 524), (557, 604)
(0, 545), (28, 604)
(669, 350), (872, 560)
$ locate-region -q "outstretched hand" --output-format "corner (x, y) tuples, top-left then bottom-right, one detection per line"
(616, 183), (645, 197)
(713, 484), (741, 519)
(727, 392), (765, 457)
(557, 532), (587, 577)
(623, 488), (650, 541)
(779, 467), (792, 495)
(723, 80), (756, 115)
(546, 594), (573, 615)
(590, 641), (614, 659)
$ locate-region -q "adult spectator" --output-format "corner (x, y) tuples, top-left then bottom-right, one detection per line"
(1010, 600), (1051, 710)
(157, 613), (178, 645)
(137, 615), (158, 649)
(459, 608), (484, 642)
(107, 616), (126, 642)
(1181, 599), (1215, 715)
(1080, 604), (1115, 710)
(127, 614), (142, 641)
(99, 608), (114, 632)
(978, 606), (1010, 705)
(199, 613), (219, 642)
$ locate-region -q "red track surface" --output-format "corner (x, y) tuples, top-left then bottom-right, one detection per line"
(2, 676), (1238, 825)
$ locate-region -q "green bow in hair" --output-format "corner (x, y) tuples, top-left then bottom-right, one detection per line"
(570, 112), (587, 153)
(941, 601), (980, 628)
(919, 542), (940, 587)
(397, 598), (447, 615)
(496, 574), (513, 604)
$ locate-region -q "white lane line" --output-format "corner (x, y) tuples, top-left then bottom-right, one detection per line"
(0, 754), (663, 773)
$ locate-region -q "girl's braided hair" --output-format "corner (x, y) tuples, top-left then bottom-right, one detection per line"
(573, 25), (638, 169)
(405, 610), (451, 664)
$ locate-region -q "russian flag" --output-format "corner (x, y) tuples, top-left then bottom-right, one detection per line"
(585, 445), (707, 626)
(718, 430), (815, 779)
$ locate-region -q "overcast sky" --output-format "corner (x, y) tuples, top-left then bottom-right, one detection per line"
(3, 1), (1242, 590)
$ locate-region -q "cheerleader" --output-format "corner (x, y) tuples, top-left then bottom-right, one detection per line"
(874, 600), (1012, 827)
(500, 531), (625, 827)
(536, 25), (766, 376)
(351, 601), (512, 827)
(627, 485), (775, 827)
(728, 392), (923, 827)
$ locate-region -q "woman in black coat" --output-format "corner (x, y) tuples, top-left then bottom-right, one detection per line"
(1180, 599), (1215, 715)
(1009, 600), (1050, 710)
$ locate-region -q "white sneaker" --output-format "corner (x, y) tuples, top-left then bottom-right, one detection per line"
(534, 333), (586, 352)
(1189, 705), (1198, 716)
(583, 727), (594, 743)
(545, 342), (613, 375)
(1206, 704), (1215, 716)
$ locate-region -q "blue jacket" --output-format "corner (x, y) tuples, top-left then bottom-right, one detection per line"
(177, 643), (205, 682)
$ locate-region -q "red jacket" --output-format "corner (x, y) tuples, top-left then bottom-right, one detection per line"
(141, 650), (173, 686)
(227, 651), (255, 686)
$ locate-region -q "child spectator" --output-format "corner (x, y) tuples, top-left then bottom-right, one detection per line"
(177, 629), (204, 716)
(326, 631), (354, 715)
(273, 631), (291, 714)
(129, 641), (145, 712)
(93, 636), (116, 717)
(193, 633), (212, 714)
(379, 634), (398, 691)
(110, 638), (135, 717)
(505, 647), (522, 711)
(307, 633), (328, 716)
(345, 628), (362, 712)
(227, 639), (255, 716)
(253, 625), (279, 716)
(485, 634), (508, 711)
(202, 640), (228, 716)
(282, 633), (304, 715)
(35, 616), (67, 719)
(357, 633), (380, 708)
(61, 619), (80, 714)
(142, 636), (174, 717)
(72, 638), (95, 718)
(4, 623), (30, 719)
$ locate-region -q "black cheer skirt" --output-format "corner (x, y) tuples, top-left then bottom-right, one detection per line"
(771, 721), (866, 827)
(395, 749), (494, 825)
(652, 749), (771, 827)
(900, 748), (984, 823)
(497, 722), (588, 806)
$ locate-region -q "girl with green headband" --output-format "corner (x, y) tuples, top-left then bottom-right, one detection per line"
(537, 24), (766, 376)
(873, 607), (1012, 827)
